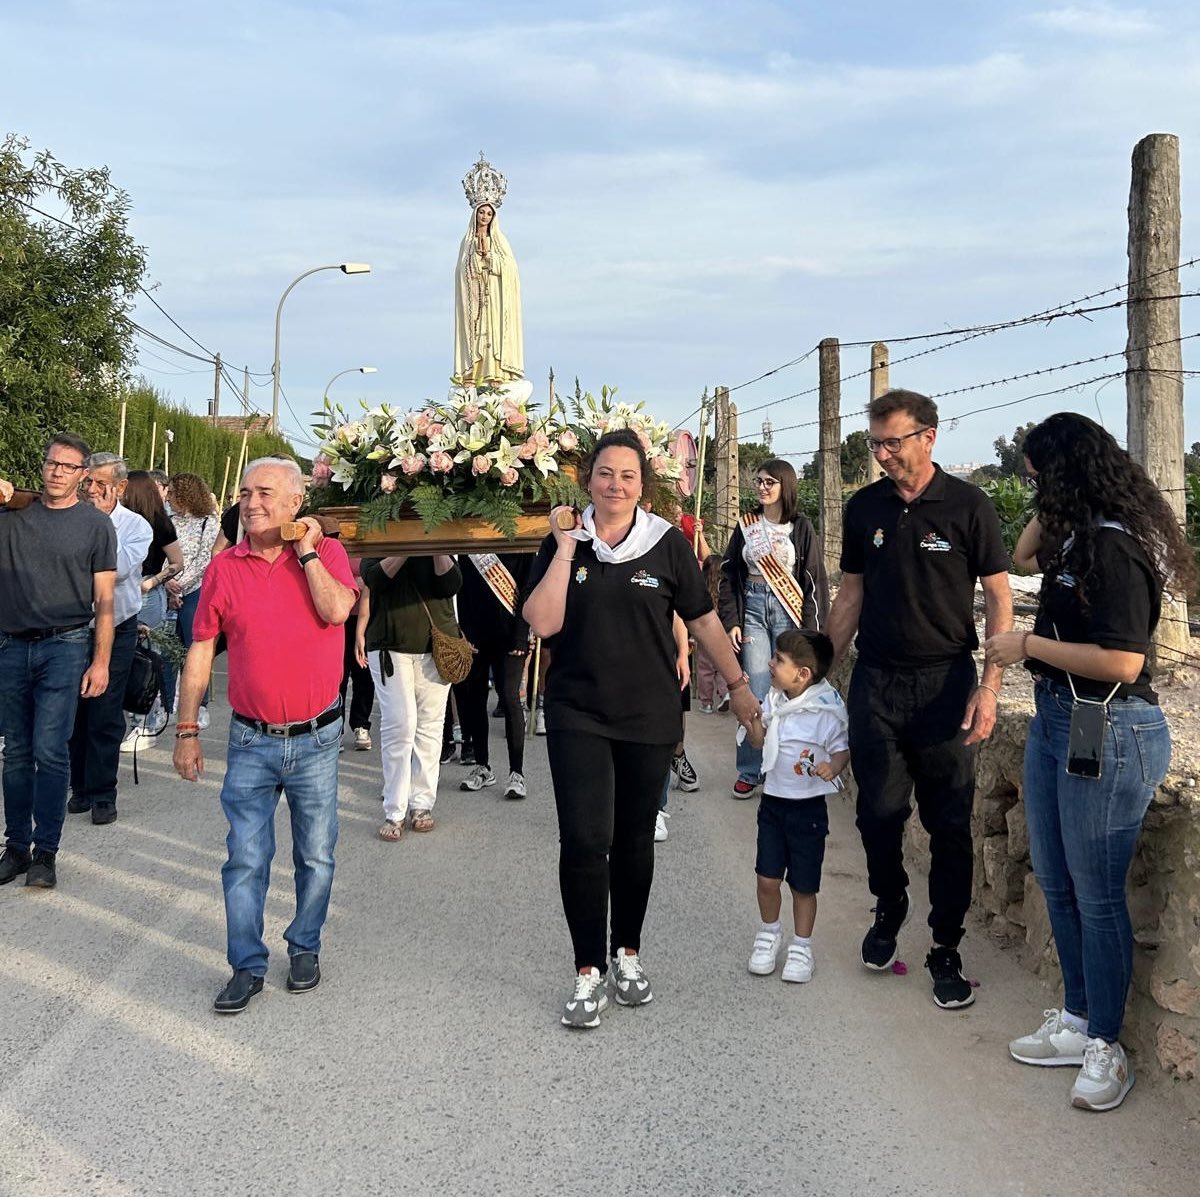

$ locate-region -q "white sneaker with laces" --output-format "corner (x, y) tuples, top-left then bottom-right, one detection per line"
(535, 708), (547, 736)
(460, 764), (496, 792)
(654, 810), (669, 842)
(609, 948), (653, 1006)
(146, 700), (168, 735)
(781, 942), (814, 983)
(561, 968), (608, 1028)
(748, 928), (783, 976)
(503, 771), (526, 800)
(120, 726), (154, 754)
(196, 705), (210, 730)
(1071, 1038), (1134, 1111)
(1009, 1009), (1089, 1067)
(353, 726), (371, 751)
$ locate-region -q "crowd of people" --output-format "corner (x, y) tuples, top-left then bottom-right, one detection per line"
(1, 389), (1189, 1115)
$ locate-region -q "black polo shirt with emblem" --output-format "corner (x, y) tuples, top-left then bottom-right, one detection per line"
(526, 526), (712, 743)
(840, 465), (1009, 668)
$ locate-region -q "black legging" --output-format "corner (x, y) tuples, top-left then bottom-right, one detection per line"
(458, 645), (526, 773)
(547, 730), (675, 971)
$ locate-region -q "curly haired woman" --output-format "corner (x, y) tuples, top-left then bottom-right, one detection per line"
(985, 412), (1196, 1112)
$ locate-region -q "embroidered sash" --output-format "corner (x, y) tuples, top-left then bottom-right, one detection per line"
(468, 553), (518, 616)
(740, 513), (808, 630)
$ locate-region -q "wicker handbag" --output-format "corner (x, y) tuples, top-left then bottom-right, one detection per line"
(419, 598), (474, 684)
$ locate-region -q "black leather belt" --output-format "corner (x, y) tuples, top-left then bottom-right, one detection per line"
(232, 704), (342, 738)
(7, 622), (90, 642)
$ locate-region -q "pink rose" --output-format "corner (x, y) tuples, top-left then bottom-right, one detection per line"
(380, 473), (398, 494)
(412, 412), (433, 436)
(429, 451), (454, 474)
(461, 404), (481, 423)
(638, 431), (653, 453)
(499, 467), (519, 486)
(557, 428), (578, 452)
(503, 402), (528, 431)
(427, 423), (445, 439)
(472, 454), (491, 476)
(398, 454), (427, 476)
(517, 438), (538, 460)
(650, 454), (670, 475)
(311, 455), (332, 485)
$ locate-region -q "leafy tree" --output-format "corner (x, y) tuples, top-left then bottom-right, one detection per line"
(1184, 441), (1200, 475)
(800, 430), (872, 485)
(0, 134), (146, 484)
(991, 422), (1038, 479)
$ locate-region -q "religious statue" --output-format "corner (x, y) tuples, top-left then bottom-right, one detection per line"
(453, 153), (524, 387)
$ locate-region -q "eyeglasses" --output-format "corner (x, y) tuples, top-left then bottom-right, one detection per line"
(868, 428), (930, 455)
(43, 458), (86, 475)
(753, 477), (780, 489)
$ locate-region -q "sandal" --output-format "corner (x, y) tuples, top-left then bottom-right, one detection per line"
(378, 820), (404, 842)
(409, 809), (434, 833)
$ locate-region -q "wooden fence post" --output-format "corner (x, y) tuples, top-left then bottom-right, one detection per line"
(818, 337), (842, 579)
(1126, 132), (1190, 666)
(868, 342), (889, 481)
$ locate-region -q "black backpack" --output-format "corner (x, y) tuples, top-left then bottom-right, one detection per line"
(123, 637), (164, 716)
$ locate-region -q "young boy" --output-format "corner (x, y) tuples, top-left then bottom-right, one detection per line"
(741, 629), (849, 983)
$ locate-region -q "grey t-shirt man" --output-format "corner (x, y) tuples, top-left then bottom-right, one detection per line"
(0, 501), (116, 633)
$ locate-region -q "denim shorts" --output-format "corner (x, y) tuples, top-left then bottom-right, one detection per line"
(755, 794), (829, 893)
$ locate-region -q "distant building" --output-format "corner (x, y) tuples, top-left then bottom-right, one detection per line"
(944, 461), (983, 479)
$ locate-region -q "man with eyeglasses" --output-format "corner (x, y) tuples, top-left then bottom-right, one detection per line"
(0, 435), (117, 889)
(65, 452), (153, 833)
(827, 390), (1012, 1011)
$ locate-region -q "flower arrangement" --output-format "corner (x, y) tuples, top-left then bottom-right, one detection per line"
(309, 384), (682, 536)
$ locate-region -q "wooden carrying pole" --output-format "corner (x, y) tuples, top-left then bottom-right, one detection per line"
(117, 398), (128, 459)
(1126, 132), (1189, 666)
(692, 388), (711, 528)
(868, 342), (889, 481)
(219, 455), (232, 507)
(149, 422), (158, 471)
(231, 426), (251, 505)
(817, 337), (842, 579)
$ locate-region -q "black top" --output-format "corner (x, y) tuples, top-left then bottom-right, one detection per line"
(220, 503), (240, 545)
(457, 554), (533, 652)
(141, 508), (178, 576)
(717, 516), (829, 633)
(361, 557), (462, 655)
(841, 466), (1009, 667)
(525, 526), (713, 744)
(1028, 526), (1161, 703)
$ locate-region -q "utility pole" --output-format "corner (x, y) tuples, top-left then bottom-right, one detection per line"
(242, 366), (251, 415)
(1126, 132), (1189, 666)
(211, 352), (222, 421)
(713, 386), (739, 550)
(818, 337), (842, 579)
(868, 342), (889, 481)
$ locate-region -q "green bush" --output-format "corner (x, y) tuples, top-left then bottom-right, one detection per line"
(979, 477), (1034, 557)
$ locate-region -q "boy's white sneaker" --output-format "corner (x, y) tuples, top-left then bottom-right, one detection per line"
(654, 810), (669, 842)
(782, 942), (814, 983)
(747, 928), (783, 976)
(1071, 1039), (1134, 1111)
(1009, 1009), (1089, 1067)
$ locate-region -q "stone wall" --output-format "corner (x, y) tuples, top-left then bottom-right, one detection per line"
(903, 705), (1200, 1114)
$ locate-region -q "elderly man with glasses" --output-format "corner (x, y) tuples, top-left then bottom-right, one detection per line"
(0, 435), (118, 889)
(827, 390), (1013, 1011)
(66, 452), (153, 832)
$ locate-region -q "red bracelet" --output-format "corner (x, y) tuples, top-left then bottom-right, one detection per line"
(727, 672), (751, 693)
(175, 721), (200, 732)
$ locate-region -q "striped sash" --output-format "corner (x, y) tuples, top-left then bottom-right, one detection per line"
(468, 553), (518, 615)
(740, 513), (808, 630)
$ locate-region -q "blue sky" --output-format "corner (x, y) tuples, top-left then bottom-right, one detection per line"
(4, 0), (1198, 467)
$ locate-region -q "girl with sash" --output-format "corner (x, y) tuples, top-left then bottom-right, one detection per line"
(718, 458), (828, 799)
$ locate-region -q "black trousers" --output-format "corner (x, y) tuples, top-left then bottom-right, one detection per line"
(339, 621), (375, 732)
(848, 655), (978, 949)
(68, 615), (139, 809)
(458, 644), (525, 773)
(547, 730), (674, 971)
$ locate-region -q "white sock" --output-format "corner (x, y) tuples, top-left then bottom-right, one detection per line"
(762, 921), (782, 935)
(1061, 1010), (1088, 1033)
(792, 935), (811, 948)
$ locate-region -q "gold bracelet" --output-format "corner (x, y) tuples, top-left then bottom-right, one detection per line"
(175, 730), (200, 740)
(554, 554), (575, 562)
(977, 684), (1001, 699)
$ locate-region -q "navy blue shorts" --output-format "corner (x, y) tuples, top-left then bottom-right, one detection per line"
(755, 794), (829, 893)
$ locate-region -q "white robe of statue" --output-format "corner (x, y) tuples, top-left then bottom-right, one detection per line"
(453, 203), (524, 385)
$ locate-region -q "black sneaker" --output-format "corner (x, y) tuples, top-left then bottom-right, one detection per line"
(25, 850), (57, 889)
(67, 794), (91, 814)
(925, 946), (975, 1009)
(0, 846), (32, 885)
(460, 746), (476, 767)
(439, 743), (456, 765)
(860, 889), (910, 970)
(671, 751), (699, 793)
(91, 803), (117, 825)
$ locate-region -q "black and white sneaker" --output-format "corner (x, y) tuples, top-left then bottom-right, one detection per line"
(503, 771), (526, 800)
(460, 765), (496, 792)
(609, 948), (653, 1007)
(561, 968), (609, 1028)
(671, 751), (699, 792)
(860, 889), (910, 970)
(925, 946), (975, 1008)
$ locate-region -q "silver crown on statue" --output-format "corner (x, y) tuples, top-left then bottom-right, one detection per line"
(462, 152), (507, 210)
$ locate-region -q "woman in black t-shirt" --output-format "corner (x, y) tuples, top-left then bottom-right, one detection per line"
(524, 429), (760, 1029)
(985, 413), (1196, 1112)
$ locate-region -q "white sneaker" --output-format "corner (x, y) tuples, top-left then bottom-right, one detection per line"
(503, 771), (526, 800)
(353, 726), (371, 751)
(146, 700), (167, 734)
(561, 968), (608, 1029)
(535, 708), (546, 736)
(196, 705), (210, 730)
(698, 702), (714, 714)
(781, 942), (814, 983)
(748, 928), (783, 975)
(654, 810), (669, 842)
(460, 764), (496, 792)
(609, 948), (653, 1006)
(1009, 1009), (1089, 1067)
(119, 727), (154, 754)
(1071, 1039), (1134, 1111)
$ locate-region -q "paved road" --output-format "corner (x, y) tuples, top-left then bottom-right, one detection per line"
(1, 677), (1196, 1196)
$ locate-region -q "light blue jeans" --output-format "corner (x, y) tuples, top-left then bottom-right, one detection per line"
(1023, 679), (1170, 1042)
(735, 582), (796, 785)
(220, 712), (343, 974)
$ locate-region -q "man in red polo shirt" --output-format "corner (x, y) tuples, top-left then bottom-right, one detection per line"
(173, 457), (355, 1014)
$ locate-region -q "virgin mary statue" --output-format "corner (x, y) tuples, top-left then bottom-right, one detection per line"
(453, 153), (524, 386)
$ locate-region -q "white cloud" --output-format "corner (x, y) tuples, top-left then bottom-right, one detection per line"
(1028, 4), (1157, 37)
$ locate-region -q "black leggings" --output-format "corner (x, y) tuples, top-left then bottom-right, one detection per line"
(547, 730), (675, 971)
(457, 646), (526, 773)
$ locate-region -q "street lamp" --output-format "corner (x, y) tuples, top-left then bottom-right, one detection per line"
(324, 366), (378, 402)
(272, 262), (371, 431)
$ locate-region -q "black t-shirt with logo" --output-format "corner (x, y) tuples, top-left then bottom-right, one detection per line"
(1028, 526), (1161, 703)
(526, 526), (713, 743)
(841, 466), (1009, 668)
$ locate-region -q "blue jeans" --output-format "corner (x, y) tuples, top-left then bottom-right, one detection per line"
(220, 713), (343, 974)
(0, 628), (92, 854)
(1023, 680), (1170, 1042)
(735, 582), (796, 784)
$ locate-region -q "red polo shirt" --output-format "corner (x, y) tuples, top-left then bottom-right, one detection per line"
(193, 537), (354, 723)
